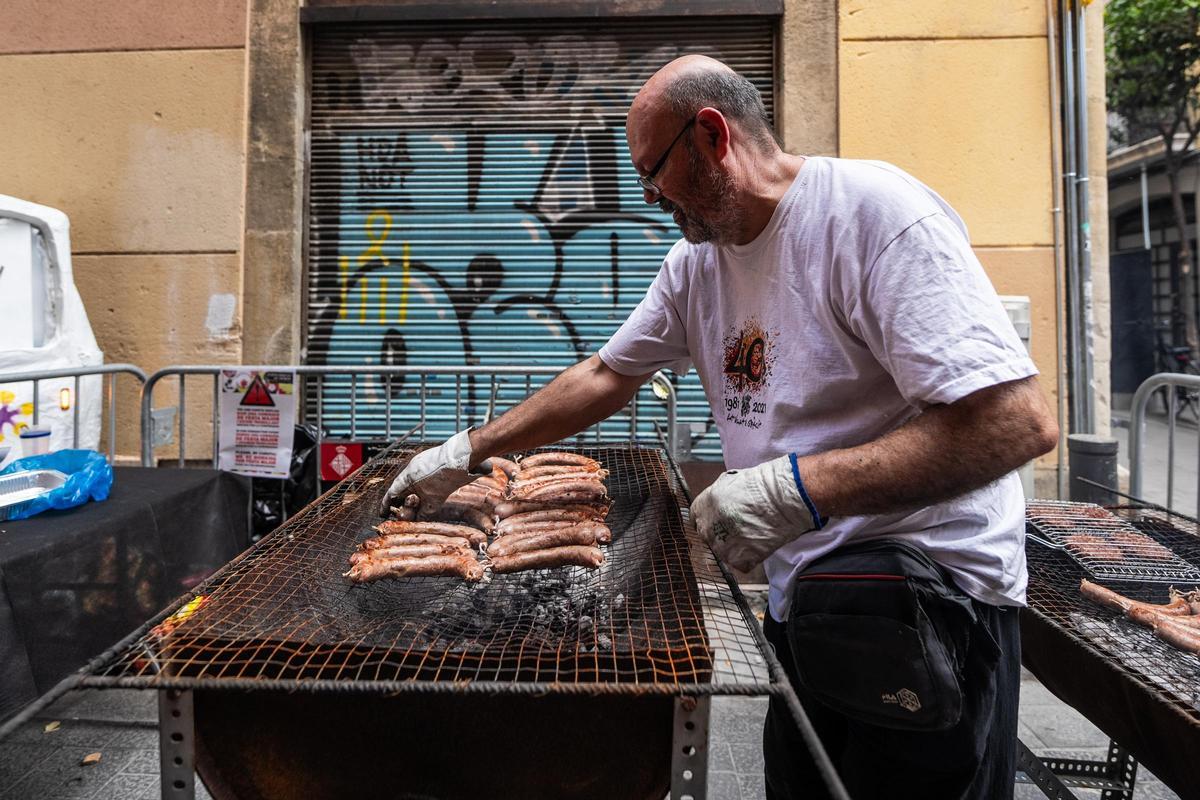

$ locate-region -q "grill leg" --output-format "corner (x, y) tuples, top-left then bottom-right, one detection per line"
(1017, 738), (1079, 799)
(158, 689), (196, 800)
(1099, 740), (1138, 800)
(671, 695), (710, 800)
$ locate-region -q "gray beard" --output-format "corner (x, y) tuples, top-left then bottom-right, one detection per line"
(659, 152), (743, 245)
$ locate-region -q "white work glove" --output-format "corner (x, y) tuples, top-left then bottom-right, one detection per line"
(379, 429), (491, 517)
(690, 453), (825, 572)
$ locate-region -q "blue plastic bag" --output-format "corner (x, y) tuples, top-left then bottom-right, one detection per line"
(0, 449), (113, 520)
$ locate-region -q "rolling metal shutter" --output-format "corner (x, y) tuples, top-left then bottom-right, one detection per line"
(306, 17), (775, 457)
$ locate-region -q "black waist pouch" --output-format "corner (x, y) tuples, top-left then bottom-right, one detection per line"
(785, 538), (988, 732)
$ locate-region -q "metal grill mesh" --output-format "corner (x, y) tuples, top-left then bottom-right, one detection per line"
(1027, 500), (1200, 583)
(1025, 504), (1200, 716)
(85, 444), (770, 693)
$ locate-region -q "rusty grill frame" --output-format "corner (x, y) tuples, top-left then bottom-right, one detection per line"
(77, 443), (774, 698)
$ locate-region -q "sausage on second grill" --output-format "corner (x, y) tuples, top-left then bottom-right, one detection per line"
(1079, 578), (1193, 616)
(515, 463), (603, 479)
(490, 545), (605, 574)
(494, 507), (607, 534)
(1127, 607), (1200, 653)
(521, 479), (608, 502)
(344, 554), (484, 583)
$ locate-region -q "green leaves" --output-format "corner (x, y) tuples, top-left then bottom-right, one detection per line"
(1106, 0), (1200, 146)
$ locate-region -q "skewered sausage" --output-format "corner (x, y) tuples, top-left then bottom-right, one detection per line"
(487, 524), (601, 557)
(494, 507), (607, 534)
(519, 452), (601, 470)
(345, 554), (484, 583)
(348, 543), (471, 565)
(515, 463), (602, 479)
(372, 521), (487, 546)
(510, 470), (609, 497)
(490, 545), (605, 573)
(522, 479), (608, 502)
(1079, 579), (1193, 616)
(494, 499), (611, 519)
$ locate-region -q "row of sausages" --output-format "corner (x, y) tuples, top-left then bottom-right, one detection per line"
(1080, 578), (1200, 654)
(346, 452), (611, 583)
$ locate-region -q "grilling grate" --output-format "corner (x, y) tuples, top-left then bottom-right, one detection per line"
(1027, 500), (1200, 584)
(83, 444), (770, 694)
(1025, 504), (1200, 716)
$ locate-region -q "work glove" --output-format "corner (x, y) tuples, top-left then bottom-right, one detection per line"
(690, 453), (825, 572)
(379, 429), (492, 517)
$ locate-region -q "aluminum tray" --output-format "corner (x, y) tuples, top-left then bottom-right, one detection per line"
(0, 469), (67, 521)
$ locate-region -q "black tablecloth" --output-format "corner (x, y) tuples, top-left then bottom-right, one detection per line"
(0, 467), (250, 721)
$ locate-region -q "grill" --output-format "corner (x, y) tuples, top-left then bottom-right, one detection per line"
(70, 444), (835, 800)
(1022, 503), (1200, 797)
(1027, 500), (1200, 584)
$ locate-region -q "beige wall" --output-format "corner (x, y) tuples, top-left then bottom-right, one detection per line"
(0, 0), (249, 461)
(834, 0), (1085, 491)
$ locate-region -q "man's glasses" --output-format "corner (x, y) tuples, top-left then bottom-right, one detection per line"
(635, 116), (696, 197)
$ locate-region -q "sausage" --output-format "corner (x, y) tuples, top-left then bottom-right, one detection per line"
(494, 520), (610, 544)
(361, 532), (476, 550)
(515, 464), (602, 479)
(1127, 607), (1200, 653)
(1079, 579), (1193, 616)
(1109, 530), (1175, 561)
(345, 554), (484, 583)
(433, 502), (495, 533)
(1065, 534), (1124, 563)
(472, 475), (505, 492)
(388, 494), (421, 521)
(519, 452), (601, 470)
(493, 499), (611, 519)
(371, 521), (487, 546)
(348, 543), (470, 565)
(444, 488), (500, 511)
(510, 470), (609, 496)
(487, 525), (600, 558)
(490, 545), (605, 574)
(522, 479), (608, 502)
(494, 508), (607, 534)
(489, 457), (520, 479)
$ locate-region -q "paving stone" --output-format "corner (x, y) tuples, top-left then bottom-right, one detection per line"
(707, 770), (742, 800)
(0, 741), (54, 791)
(736, 769), (766, 800)
(1017, 720), (1049, 750)
(707, 741), (735, 773)
(58, 689), (156, 724)
(728, 742), (765, 776)
(99, 725), (159, 750)
(1024, 708), (1110, 750)
(1019, 674), (1065, 708)
(119, 747), (160, 775)
(89, 772), (159, 800)
(5, 744), (136, 799)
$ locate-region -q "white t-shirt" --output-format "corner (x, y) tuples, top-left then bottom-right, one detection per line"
(598, 156), (1038, 620)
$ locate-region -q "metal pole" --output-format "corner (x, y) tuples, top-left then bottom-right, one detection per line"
(107, 374), (116, 465)
(32, 379), (39, 426)
(1060, 0), (1083, 436)
(72, 374), (80, 448)
(178, 376), (186, 468)
(1046, 0), (1069, 496)
(1073, 0), (1096, 434)
(211, 375), (220, 469)
(1140, 163), (1152, 251)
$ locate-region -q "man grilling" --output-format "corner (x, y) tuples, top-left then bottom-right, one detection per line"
(382, 55), (1057, 799)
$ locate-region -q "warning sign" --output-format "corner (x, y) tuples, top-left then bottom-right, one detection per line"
(218, 370), (295, 478)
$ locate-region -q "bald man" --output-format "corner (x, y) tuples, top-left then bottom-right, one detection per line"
(382, 56), (1057, 798)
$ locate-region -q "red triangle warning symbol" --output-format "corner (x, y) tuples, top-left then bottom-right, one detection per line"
(240, 375), (275, 407)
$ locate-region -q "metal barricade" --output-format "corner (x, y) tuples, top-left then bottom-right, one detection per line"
(0, 364), (147, 463)
(140, 365), (678, 468)
(1129, 372), (1200, 513)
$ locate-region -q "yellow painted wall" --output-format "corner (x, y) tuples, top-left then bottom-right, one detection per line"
(0, 1), (248, 461)
(836, 0), (1069, 490)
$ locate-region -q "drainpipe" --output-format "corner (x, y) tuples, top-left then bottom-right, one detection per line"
(1047, 0), (1070, 496)
(1059, 0), (1097, 437)
(1140, 163), (1151, 250)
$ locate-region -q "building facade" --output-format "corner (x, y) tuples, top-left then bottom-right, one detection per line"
(1, 0), (1107, 492)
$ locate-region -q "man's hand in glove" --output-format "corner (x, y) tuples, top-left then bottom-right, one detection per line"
(689, 453), (825, 572)
(379, 429), (491, 517)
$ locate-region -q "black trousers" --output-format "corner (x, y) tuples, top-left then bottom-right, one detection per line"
(762, 581), (1021, 799)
